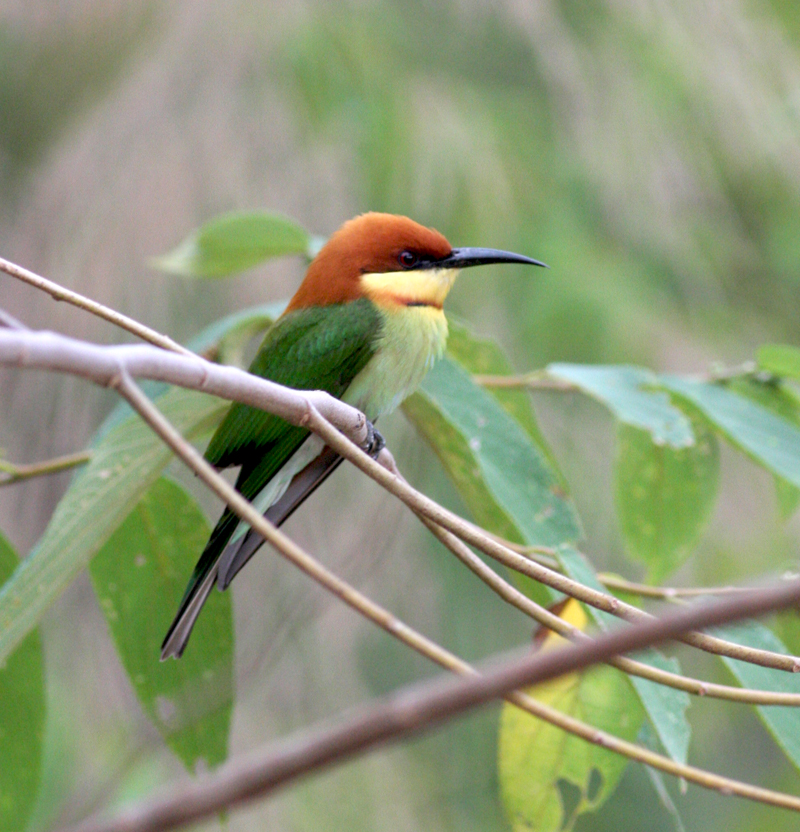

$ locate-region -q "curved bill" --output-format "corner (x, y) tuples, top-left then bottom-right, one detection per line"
(437, 247), (548, 270)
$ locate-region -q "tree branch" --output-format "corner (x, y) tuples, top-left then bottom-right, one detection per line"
(0, 328), (372, 451)
(61, 576), (800, 832)
(301, 408), (800, 673)
(0, 256), (192, 355)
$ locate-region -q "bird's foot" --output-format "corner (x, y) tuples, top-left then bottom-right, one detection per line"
(363, 420), (385, 459)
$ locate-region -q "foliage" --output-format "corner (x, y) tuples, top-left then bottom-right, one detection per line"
(3, 213), (800, 832)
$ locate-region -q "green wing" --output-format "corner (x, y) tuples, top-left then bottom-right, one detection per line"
(162, 298), (383, 658)
(206, 297), (382, 471)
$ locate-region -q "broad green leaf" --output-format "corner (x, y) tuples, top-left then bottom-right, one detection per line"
(404, 358), (580, 605)
(724, 376), (800, 520)
(188, 300), (286, 363)
(660, 376), (800, 488)
(757, 343), (800, 382)
(90, 478), (232, 771)
(0, 387), (226, 665)
(614, 419), (719, 582)
(558, 547), (691, 765)
(0, 532), (45, 832)
(446, 319), (568, 487)
(713, 621), (800, 773)
(446, 320), (550, 453)
(498, 602), (644, 832)
(547, 364), (694, 448)
(151, 211), (312, 277)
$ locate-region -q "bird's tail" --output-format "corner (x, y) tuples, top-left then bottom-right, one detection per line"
(160, 509), (238, 660)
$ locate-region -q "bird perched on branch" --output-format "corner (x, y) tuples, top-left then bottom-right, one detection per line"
(161, 212), (544, 658)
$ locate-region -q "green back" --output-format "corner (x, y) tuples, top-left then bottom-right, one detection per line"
(205, 297), (383, 474)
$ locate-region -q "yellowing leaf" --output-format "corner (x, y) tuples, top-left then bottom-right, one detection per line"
(498, 662), (644, 832)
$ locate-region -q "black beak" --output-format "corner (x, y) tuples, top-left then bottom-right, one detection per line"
(436, 247), (548, 270)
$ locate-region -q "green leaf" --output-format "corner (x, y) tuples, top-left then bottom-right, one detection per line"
(403, 358), (581, 605)
(757, 343), (800, 382)
(660, 376), (800, 488)
(724, 376), (800, 520)
(446, 319), (566, 484)
(0, 387), (226, 665)
(90, 478), (232, 771)
(547, 364), (694, 448)
(151, 211), (312, 277)
(713, 621), (800, 773)
(614, 418), (720, 582)
(558, 547), (691, 765)
(188, 300), (287, 361)
(0, 531), (45, 832)
(499, 656), (644, 831)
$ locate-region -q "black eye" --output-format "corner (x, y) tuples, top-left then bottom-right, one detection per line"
(398, 250), (418, 269)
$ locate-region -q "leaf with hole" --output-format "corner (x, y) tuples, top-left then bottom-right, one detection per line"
(498, 601), (644, 832)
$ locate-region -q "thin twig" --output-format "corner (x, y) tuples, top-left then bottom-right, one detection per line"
(303, 411), (800, 673)
(0, 450), (91, 486)
(61, 575), (800, 832)
(0, 256), (192, 355)
(412, 489), (800, 706)
(473, 370), (577, 390)
(0, 326), (794, 674)
(0, 306), (28, 330)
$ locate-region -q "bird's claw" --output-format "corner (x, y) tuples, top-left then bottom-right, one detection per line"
(364, 420), (385, 459)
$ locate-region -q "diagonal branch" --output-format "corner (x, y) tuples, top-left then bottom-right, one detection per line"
(303, 409), (800, 673)
(0, 256), (192, 355)
(61, 574), (800, 832)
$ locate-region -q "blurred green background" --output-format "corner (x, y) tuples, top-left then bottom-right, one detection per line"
(2, 1), (800, 829)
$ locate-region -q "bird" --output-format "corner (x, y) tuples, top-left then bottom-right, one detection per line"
(161, 212), (545, 659)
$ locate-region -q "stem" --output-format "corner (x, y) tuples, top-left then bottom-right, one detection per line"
(62, 569), (800, 832)
(0, 450), (91, 486)
(0, 256), (192, 356)
(305, 413), (800, 673)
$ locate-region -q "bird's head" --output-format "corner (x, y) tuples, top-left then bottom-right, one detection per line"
(285, 212), (545, 313)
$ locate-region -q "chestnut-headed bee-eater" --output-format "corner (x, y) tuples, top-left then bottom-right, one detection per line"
(161, 212), (544, 658)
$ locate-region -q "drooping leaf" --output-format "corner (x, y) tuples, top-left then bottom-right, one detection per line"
(0, 387), (226, 665)
(150, 211), (313, 278)
(713, 621), (800, 773)
(723, 376), (800, 520)
(498, 601), (644, 832)
(757, 343), (800, 382)
(0, 531), (45, 832)
(403, 357), (581, 605)
(188, 300), (287, 365)
(90, 478), (232, 771)
(660, 376), (800, 488)
(614, 418), (719, 582)
(546, 364), (694, 448)
(446, 319), (557, 468)
(558, 547), (691, 765)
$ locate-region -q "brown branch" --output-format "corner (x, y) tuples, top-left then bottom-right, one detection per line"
(61, 576), (800, 832)
(0, 256), (192, 355)
(302, 411), (800, 673)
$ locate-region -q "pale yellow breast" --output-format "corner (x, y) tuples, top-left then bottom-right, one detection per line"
(344, 304), (449, 419)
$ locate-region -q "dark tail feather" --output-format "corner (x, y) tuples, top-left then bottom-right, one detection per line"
(217, 447), (343, 589)
(160, 508), (239, 660)
(162, 447), (343, 659)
